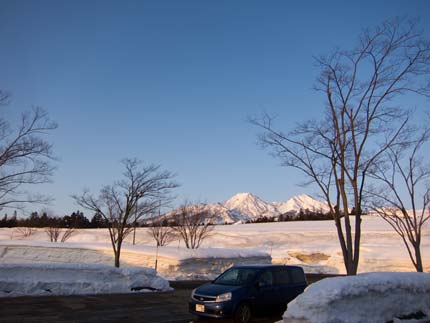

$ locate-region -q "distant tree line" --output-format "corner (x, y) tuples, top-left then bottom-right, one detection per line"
(147, 208), (336, 226)
(245, 209), (332, 224)
(0, 211), (110, 228)
(248, 207), (368, 224)
(279, 208), (333, 221)
(0, 207), (358, 228)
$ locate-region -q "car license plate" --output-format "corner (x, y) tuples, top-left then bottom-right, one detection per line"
(195, 304), (205, 312)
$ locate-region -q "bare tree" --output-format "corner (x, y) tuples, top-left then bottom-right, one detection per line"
(60, 227), (76, 242)
(172, 201), (216, 249)
(147, 219), (177, 272)
(0, 91), (57, 211)
(148, 220), (176, 247)
(251, 18), (430, 275)
(45, 223), (76, 243)
(368, 125), (430, 272)
(45, 225), (61, 242)
(73, 159), (178, 267)
(13, 226), (35, 238)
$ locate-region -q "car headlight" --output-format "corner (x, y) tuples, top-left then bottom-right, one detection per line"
(215, 292), (232, 302)
(191, 288), (197, 298)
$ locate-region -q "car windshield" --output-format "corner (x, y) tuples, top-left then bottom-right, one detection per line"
(213, 268), (257, 286)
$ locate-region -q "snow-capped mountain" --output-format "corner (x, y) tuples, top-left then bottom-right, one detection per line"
(223, 192), (280, 221)
(149, 202), (244, 225)
(274, 194), (330, 214)
(156, 192), (329, 225)
(201, 203), (244, 224)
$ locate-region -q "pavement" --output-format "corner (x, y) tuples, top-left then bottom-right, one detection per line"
(0, 274), (334, 323)
(0, 283), (280, 323)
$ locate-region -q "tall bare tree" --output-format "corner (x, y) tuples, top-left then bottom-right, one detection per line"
(251, 18), (430, 275)
(73, 159), (178, 267)
(0, 90), (57, 210)
(172, 201), (216, 249)
(368, 125), (430, 272)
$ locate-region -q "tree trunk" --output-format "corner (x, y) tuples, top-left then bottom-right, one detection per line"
(338, 233), (359, 275)
(334, 210), (358, 275)
(114, 240), (122, 268)
(344, 254), (356, 276)
(114, 250), (120, 268)
(351, 213), (362, 275)
(347, 258), (358, 275)
(414, 245), (423, 272)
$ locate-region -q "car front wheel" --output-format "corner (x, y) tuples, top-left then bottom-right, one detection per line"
(234, 302), (252, 323)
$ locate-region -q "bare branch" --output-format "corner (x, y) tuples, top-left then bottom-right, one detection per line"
(148, 220), (176, 247)
(171, 201), (216, 249)
(73, 159), (178, 267)
(368, 122), (430, 272)
(0, 102), (57, 211)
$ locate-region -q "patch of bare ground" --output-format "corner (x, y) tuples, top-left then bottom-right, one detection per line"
(290, 252), (330, 263)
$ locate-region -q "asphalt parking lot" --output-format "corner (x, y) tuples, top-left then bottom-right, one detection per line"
(0, 285), (279, 323)
(0, 275), (332, 323)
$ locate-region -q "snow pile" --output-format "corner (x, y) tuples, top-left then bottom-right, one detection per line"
(283, 272), (430, 323)
(0, 263), (171, 297)
(0, 241), (271, 280)
(0, 240), (269, 261)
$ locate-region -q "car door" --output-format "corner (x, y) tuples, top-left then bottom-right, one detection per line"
(273, 267), (307, 306)
(287, 267), (307, 300)
(272, 267), (292, 305)
(253, 269), (277, 310)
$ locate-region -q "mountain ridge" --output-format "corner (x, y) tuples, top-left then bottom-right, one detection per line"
(158, 192), (329, 224)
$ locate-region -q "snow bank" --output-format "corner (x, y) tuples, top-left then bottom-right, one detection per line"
(283, 272), (430, 323)
(0, 239), (269, 260)
(0, 242), (271, 280)
(0, 263), (171, 297)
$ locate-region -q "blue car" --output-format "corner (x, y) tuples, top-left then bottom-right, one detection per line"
(188, 265), (307, 323)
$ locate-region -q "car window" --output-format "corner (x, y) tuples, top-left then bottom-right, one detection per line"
(273, 268), (291, 285)
(290, 267), (306, 284)
(213, 268), (257, 286)
(258, 270), (273, 286)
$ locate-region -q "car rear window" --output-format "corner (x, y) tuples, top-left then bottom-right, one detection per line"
(290, 267), (306, 284)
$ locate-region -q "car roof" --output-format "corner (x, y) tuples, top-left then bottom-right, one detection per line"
(230, 264), (304, 270)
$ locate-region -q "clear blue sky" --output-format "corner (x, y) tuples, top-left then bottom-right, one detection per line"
(1, 0), (430, 216)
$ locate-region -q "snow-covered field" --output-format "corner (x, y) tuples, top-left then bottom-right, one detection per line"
(207, 216), (430, 274)
(283, 272), (430, 323)
(0, 216), (429, 280)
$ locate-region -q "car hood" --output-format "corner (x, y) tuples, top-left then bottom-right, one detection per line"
(195, 283), (244, 296)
